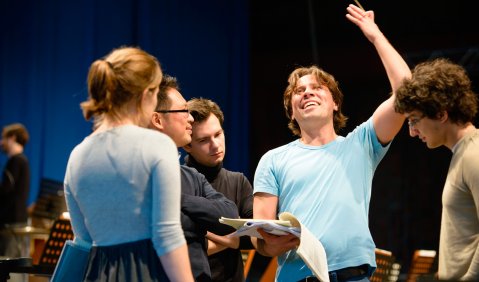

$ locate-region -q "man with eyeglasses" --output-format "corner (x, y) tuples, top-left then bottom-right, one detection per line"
(395, 58), (479, 281)
(149, 75), (239, 282)
(183, 98), (255, 282)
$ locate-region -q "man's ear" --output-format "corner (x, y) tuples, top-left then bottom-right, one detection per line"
(438, 111), (449, 123)
(150, 112), (164, 131)
(183, 143), (192, 153)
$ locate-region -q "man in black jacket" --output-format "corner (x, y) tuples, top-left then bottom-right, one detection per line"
(184, 98), (255, 282)
(150, 75), (238, 281)
(0, 123), (30, 256)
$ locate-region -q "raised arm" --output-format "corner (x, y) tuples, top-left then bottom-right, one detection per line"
(346, 4), (411, 144)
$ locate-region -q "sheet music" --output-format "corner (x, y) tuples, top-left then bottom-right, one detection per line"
(219, 212), (329, 282)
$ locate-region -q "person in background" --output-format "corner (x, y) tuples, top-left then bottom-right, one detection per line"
(64, 46), (193, 281)
(184, 98), (254, 282)
(150, 74), (239, 281)
(395, 58), (479, 281)
(252, 4), (411, 282)
(0, 123), (30, 256)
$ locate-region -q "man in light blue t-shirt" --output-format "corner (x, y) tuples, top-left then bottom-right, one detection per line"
(252, 4), (411, 282)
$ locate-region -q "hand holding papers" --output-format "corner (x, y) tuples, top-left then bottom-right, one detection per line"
(218, 217), (300, 239)
(219, 212), (330, 282)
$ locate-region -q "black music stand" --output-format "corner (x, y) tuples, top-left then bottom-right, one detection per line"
(0, 215), (73, 282)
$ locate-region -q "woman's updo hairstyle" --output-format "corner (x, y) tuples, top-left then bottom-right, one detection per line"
(81, 46), (162, 123)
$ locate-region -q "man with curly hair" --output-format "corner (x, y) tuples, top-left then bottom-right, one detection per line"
(395, 58), (479, 281)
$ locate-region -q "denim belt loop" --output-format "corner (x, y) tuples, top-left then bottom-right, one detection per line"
(329, 271), (338, 282)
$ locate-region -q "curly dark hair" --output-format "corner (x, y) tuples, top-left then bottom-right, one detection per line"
(395, 58), (478, 124)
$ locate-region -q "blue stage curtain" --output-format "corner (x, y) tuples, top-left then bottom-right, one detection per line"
(0, 0), (250, 205)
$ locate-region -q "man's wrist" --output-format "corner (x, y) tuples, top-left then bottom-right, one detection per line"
(256, 238), (271, 257)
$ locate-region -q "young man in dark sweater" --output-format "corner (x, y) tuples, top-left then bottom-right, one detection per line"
(0, 123), (30, 256)
(184, 98), (254, 282)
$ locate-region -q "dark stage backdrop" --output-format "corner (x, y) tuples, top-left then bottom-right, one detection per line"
(0, 0), (250, 206)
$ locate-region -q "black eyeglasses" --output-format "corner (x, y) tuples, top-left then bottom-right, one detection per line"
(156, 109), (190, 114)
(407, 115), (425, 128)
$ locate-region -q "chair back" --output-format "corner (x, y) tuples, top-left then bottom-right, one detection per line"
(242, 249), (255, 278)
(406, 250), (437, 282)
(371, 248), (395, 282)
(259, 256), (277, 282)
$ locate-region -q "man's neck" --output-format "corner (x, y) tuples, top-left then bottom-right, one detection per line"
(8, 143), (23, 157)
(185, 155), (222, 182)
(299, 125), (337, 146)
(447, 122), (476, 150)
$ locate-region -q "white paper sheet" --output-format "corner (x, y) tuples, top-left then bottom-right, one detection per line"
(219, 212), (329, 281)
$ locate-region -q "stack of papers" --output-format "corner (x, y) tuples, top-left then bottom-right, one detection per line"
(218, 217), (301, 238)
(219, 212), (330, 282)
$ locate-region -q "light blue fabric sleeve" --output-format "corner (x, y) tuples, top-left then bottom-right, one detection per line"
(359, 117), (390, 168)
(150, 138), (185, 256)
(253, 147), (282, 197)
(64, 158), (93, 246)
